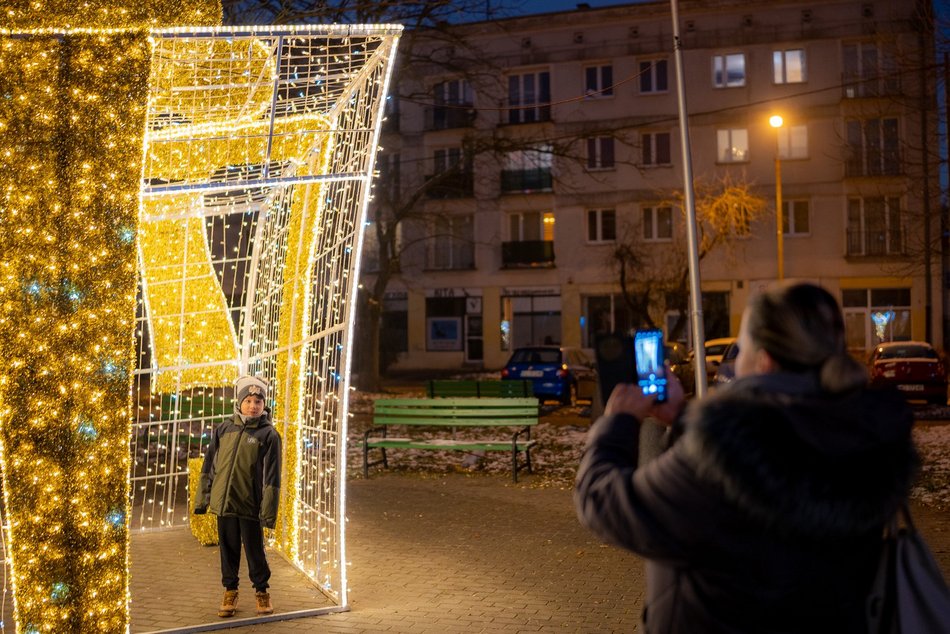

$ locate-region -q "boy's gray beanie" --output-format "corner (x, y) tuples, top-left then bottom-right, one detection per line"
(235, 375), (268, 407)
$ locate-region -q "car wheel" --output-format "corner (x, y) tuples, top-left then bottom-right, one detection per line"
(561, 382), (577, 407)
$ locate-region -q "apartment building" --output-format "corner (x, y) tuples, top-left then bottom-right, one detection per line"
(362, 0), (940, 371)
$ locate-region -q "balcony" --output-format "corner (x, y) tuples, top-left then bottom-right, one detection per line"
(500, 168), (553, 194)
(502, 240), (555, 268)
(844, 154), (902, 178)
(425, 105), (476, 131)
(846, 228), (905, 257)
(841, 73), (902, 99)
(424, 171), (474, 199)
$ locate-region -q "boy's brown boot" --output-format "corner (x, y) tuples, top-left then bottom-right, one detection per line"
(218, 589), (238, 617)
(255, 590), (274, 615)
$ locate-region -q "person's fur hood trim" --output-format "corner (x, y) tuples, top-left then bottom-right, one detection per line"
(680, 373), (919, 538)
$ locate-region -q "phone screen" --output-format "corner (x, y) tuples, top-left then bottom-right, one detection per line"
(634, 329), (667, 402)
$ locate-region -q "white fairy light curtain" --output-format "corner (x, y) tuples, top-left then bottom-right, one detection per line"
(133, 25), (400, 608)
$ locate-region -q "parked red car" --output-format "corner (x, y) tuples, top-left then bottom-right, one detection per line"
(867, 341), (948, 405)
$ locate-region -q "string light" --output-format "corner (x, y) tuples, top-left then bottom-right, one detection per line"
(2, 2), (400, 627)
(0, 1), (220, 631)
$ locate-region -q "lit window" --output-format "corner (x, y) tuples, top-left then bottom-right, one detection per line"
(777, 124), (808, 159)
(773, 49), (806, 83)
(717, 128), (749, 162)
(712, 53), (746, 88)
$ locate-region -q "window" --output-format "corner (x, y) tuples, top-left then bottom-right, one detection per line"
(717, 128), (749, 162)
(376, 151), (400, 200)
(502, 145), (553, 192)
(847, 197), (903, 256)
(642, 132), (671, 166)
(434, 78), (473, 105)
(585, 64), (613, 97)
(432, 78), (474, 129)
(429, 148), (473, 198)
(846, 118), (900, 176)
(639, 59), (668, 93)
(842, 42), (899, 98)
(587, 209), (616, 243)
(773, 49), (806, 83)
(582, 294), (634, 347)
(586, 136), (615, 170)
(427, 214), (474, 270)
(501, 294), (562, 350)
(841, 287), (911, 351)
(509, 211), (554, 242)
(508, 70), (551, 123)
(433, 147), (464, 174)
(362, 216), (401, 273)
(642, 206), (673, 241)
(712, 53), (746, 88)
(777, 124), (808, 159)
(781, 199), (810, 235)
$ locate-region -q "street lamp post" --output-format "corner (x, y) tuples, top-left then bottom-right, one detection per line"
(769, 115), (784, 280)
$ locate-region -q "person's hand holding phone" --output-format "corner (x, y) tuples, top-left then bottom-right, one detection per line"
(604, 364), (685, 427)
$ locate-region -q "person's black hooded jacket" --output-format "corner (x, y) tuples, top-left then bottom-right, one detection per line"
(194, 407), (281, 528)
(575, 373), (918, 633)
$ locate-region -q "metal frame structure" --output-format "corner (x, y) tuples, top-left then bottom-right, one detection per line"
(130, 25), (401, 617)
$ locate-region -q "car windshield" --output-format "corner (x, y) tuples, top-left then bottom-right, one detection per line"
(510, 349), (561, 364)
(876, 345), (938, 360)
(723, 344), (740, 361)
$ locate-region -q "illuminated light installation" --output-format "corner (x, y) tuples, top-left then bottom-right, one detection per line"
(0, 0), (221, 631)
(133, 25), (402, 610)
(0, 3), (400, 630)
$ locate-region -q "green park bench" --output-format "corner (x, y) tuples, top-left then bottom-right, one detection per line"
(426, 379), (532, 398)
(364, 397), (539, 482)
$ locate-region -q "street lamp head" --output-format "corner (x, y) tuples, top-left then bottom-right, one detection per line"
(769, 115), (784, 128)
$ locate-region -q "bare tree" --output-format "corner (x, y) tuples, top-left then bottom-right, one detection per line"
(609, 175), (768, 341)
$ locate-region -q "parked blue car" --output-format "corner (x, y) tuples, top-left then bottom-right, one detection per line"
(501, 346), (597, 405)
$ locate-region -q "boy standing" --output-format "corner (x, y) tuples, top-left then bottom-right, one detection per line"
(194, 375), (282, 617)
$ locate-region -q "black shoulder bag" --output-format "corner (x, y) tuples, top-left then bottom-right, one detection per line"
(866, 504), (950, 634)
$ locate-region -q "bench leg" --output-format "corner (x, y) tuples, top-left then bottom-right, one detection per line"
(525, 444), (533, 474)
(363, 442), (369, 478)
(512, 446), (518, 483)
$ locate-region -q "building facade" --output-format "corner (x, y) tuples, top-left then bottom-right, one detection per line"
(363, 0), (941, 371)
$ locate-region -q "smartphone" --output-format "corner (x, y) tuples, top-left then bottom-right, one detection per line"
(633, 329), (667, 402)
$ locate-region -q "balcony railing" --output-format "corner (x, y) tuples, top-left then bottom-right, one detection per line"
(500, 168), (553, 194)
(844, 153), (902, 178)
(425, 105), (476, 131)
(502, 240), (555, 267)
(424, 172), (474, 199)
(846, 227), (905, 257)
(841, 73), (902, 99)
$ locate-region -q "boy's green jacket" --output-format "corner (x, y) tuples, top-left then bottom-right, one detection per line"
(194, 409), (281, 528)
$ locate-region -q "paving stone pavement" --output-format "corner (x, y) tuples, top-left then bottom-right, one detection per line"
(122, 471), (950, 634)
(3, 470), (949, 632)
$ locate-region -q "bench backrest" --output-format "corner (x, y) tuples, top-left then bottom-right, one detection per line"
(373, 397), (539, 427)
(427, 380), (532, 398)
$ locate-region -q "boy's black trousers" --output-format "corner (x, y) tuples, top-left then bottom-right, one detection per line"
(217, 515), (271, 592)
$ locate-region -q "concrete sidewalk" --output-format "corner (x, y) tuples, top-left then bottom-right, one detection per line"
(125, 472), (950, 634)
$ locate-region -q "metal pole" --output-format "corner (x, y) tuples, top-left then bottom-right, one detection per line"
(775, 155), (784, 280)
(670, 0), (707, 397)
